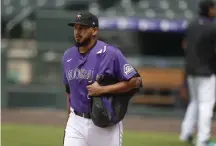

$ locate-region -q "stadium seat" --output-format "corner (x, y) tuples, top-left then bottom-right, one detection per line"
(20, 0), (30, 7)
(88, 2), (101, 16)
(2, 0), (22, 20)
(111, 0), (197, 19)
(36, 0), (66, 9)
(97, 0), (119, 10)
(64, 0), (90, 11)
(1, 0), (66, 21)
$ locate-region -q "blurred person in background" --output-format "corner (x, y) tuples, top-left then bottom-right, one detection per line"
(179, 0), (216, 146)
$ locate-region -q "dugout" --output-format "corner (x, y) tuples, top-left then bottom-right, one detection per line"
(137, 31), (184, 57)
(133, 31), (187, 107)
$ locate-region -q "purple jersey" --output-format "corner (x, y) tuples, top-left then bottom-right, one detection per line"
(62, 40), (138, 113)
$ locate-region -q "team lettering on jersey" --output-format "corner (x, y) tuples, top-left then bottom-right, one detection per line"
(66, 68), (94, 81)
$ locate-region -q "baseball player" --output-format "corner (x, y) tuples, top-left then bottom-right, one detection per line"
(179, 1), (216, 146)
(62, 12), (142, 146)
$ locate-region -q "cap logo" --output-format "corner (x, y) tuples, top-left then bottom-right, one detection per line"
(76, 14), (81, 20)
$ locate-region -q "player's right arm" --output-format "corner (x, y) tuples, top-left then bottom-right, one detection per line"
(182, 39), (187, 50)
(213, 25), (216, 54)
(62, 54), (70, 122)
(65, 84), (70, 120)
(182, 29), (188, 50)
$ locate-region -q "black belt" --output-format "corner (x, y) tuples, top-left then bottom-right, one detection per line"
(74, 110), (91, 119)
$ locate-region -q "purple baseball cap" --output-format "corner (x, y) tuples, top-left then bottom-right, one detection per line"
(68, 11), (99, 27)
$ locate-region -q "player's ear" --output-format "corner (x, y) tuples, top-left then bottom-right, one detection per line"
(92, 27), (98, 36)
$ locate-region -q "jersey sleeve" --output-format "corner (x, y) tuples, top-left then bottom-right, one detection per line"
(114, 49), (138, 81)
(97, 47), (138, 81)
(97, 48), (116, 76)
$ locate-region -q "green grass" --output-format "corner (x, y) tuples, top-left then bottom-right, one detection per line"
(1, 124), (215, 146)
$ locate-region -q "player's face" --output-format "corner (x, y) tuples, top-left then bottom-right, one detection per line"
(74, 24), (96, 47)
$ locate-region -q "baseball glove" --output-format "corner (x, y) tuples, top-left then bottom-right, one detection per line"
(90, 74), (141, 128)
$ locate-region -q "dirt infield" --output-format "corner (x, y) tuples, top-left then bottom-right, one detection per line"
(2, 108), (216, 136)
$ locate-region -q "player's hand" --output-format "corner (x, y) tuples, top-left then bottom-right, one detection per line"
(87, 81), (104, 96)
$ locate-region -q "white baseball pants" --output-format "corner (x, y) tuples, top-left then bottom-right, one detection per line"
(63, 108), (123, 146)
(180, 75), (216, 146)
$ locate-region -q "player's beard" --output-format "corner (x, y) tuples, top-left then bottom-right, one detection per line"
(75, 37), (91, 47)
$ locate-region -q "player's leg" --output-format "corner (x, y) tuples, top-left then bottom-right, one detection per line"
(196, 75), (216, 146)
(64, 137), (88, 146)
(64, 112), (89, 146)
(87, 121), (123, 146)
(180, 75), (198, 141)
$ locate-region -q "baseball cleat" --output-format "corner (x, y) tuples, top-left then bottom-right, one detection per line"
(180, 135), (194, 145)
(206, 141), (216, 146)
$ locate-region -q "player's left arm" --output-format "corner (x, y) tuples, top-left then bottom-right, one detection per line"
(101, 49), (142, 94)
(87, 48), (142, 96)
(62, 56), (71, 120)
(102, 76), (142, 94)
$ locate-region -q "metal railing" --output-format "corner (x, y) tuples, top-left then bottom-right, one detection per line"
(5, 6), (34, 40)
